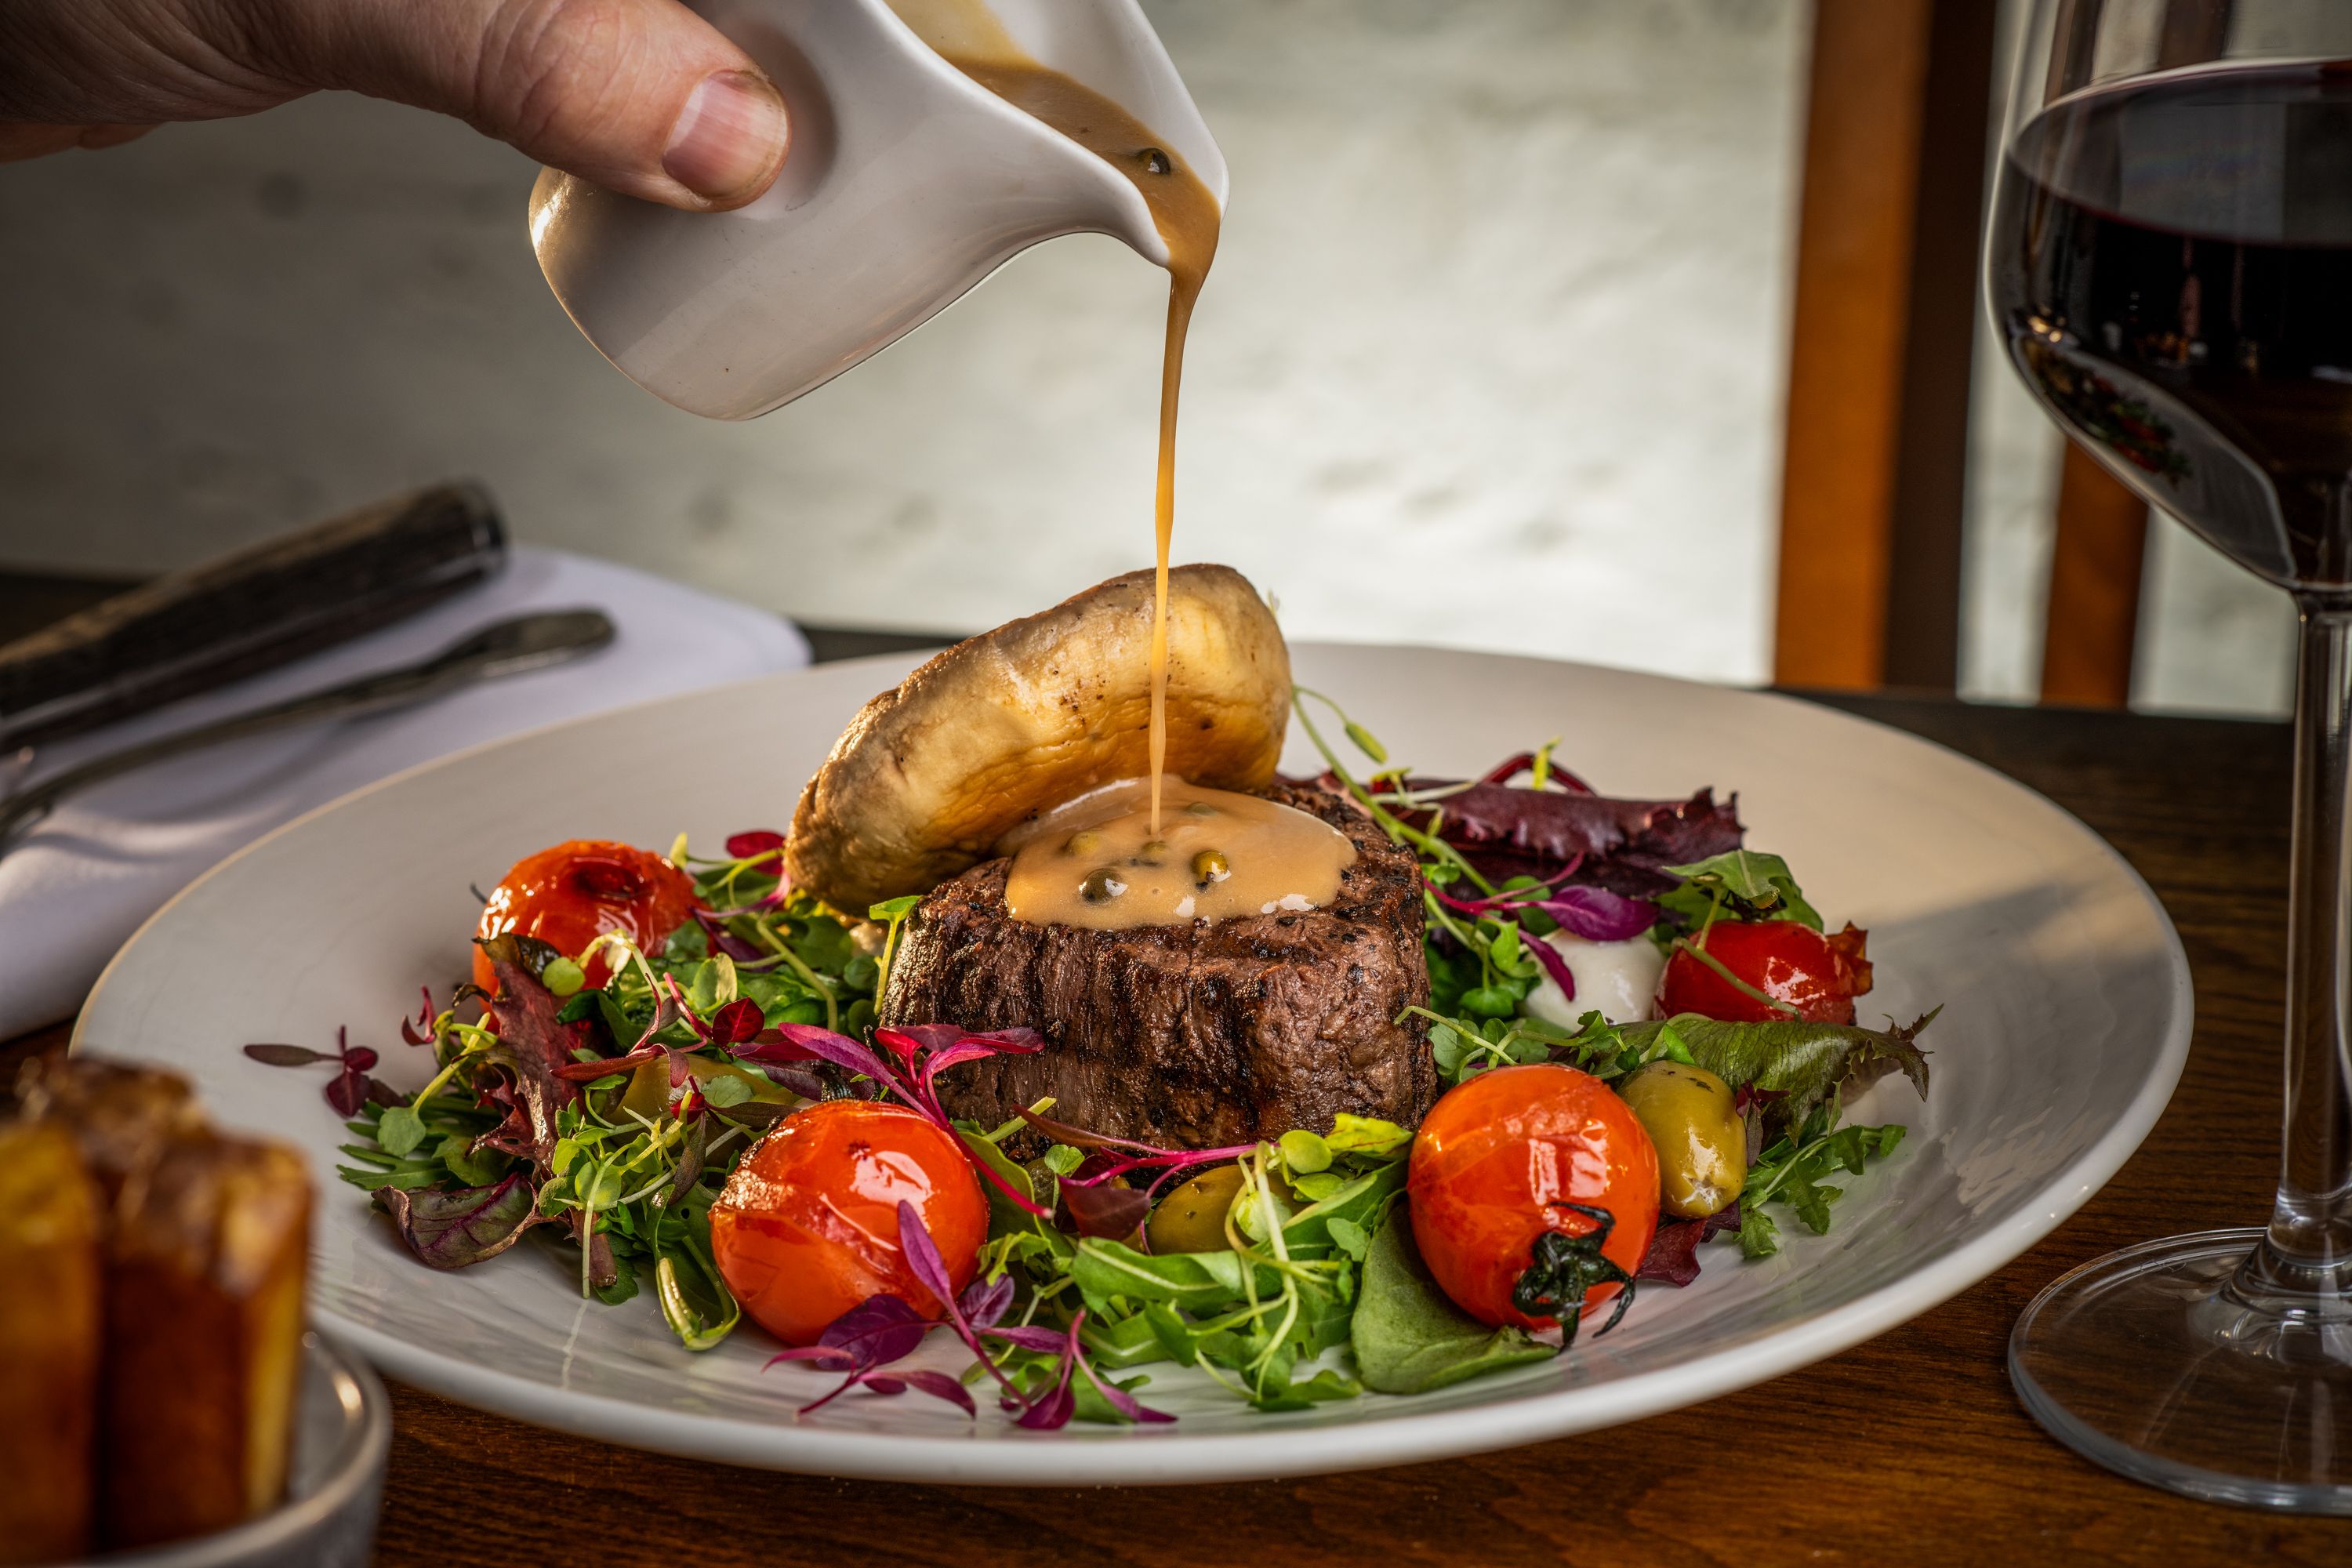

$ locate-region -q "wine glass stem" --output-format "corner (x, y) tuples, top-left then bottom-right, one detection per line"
(2267, 597), (2352, 1286)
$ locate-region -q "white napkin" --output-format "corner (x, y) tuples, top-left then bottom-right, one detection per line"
(0, 546), (810, 1037)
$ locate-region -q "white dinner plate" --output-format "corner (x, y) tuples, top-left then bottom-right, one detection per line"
(74, 645), (2191, 1485)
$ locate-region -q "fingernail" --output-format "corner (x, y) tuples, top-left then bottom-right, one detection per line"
(664, 71), (786, 203)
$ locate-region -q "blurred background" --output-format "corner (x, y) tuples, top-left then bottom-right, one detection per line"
(0, 0), (2298, 713)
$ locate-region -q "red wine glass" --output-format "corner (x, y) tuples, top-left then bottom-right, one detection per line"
(1987, 0), (2352, 1512)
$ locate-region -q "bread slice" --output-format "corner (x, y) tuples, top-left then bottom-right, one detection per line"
(0, 1122), (103, 1565)
(101, 1133), (312, 1552)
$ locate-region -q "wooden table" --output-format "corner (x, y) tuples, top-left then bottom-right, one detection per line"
(4, 588), (2344, 1562)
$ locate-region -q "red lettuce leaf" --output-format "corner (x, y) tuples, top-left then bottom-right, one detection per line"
(475, 934), (583, 1163)
(1060, 1182), (1151, 1240)
(726, 829), (786, 859)
(1639, 1203), (1743, 1287)
(374, 1172), (541, 1268)
(1395, 781), (1742, 880)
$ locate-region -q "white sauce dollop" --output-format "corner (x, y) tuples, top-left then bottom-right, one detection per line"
(1523, 932), (1666, 1029)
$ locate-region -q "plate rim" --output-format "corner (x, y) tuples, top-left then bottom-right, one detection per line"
(72, 647), (2194, 1485)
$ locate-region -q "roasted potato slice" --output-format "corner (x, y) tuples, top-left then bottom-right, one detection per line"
(13, 1054), (201, 1200)
(0, 1122), (102, 1565)
(101, 1133), (311, 1552)
(787, 564), (1290, 911)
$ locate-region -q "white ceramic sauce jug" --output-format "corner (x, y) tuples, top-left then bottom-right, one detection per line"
(527, 0), (1227, 422)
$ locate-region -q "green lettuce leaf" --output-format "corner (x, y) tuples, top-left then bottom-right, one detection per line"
(1352, 1214), (1555, 1395)
(1660, 849), (1822, 929)
(1609, 1010), (1933, 1131)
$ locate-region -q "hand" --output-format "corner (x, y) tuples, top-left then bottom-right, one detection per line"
(0, 0), (789, 211)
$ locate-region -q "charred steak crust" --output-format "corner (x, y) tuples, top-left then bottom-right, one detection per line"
(880, 783), (1434, 1148)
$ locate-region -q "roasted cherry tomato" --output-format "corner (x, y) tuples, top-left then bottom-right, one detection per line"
(1407, 1064), (1660, 1333)
(472, 840), (698, 994)
(1656, 920), (1872, 1025)
(708, 1100), (986, 1346)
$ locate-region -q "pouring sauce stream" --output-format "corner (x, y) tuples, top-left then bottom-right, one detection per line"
(938, 60), (1221, 837)
(891, 4), (1347, 932)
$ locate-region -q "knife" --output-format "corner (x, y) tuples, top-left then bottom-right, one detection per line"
(0, 482), (506, 753)
(0, 608), (616, 851)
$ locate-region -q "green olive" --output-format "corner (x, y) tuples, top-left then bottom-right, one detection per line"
(1618, 1060), (1746, 1218)
(1145, 1163), (1248, 1254)
(1080, 866), (1127, 903)
(1063, 829), (1104, 857)
(1191, 848), (1232, 886)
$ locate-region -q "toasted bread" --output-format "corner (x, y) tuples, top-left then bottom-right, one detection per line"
(0, 1122), (103, 1564)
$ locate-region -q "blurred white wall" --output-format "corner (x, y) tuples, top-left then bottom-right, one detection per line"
(0, 0), (2298, 712)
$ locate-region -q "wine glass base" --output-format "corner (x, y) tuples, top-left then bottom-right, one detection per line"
(2010, 1229), (2352, 1514)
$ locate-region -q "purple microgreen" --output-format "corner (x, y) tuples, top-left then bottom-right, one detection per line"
(818, 1293), (934, 1365)
(959, 1271), (1015, 1331)
(895, 1196), (961, 1311)
(1007, 1108), (1251, 1198)
(246, 1025), (390, 1117)
(1075, 1352), (1177, 1425)
(663, 974), (714, 1044)
(1015, 1105), (1163, 1154)
(895, 1202), (1036, 1411)
(725, 829), (786, 861)
(1013, 1354), (1078, 1430)
(695, 912), (768, 962)
(243, 1042), (332, 1066)
(968, 1145), (1056, 1219)
(739, 1071), (823, 1107)
(399, 985), (436, 1046)
(708, 996), (764, 1044)
(980, 1324), (1070, 1354)
(895, 1369), (979, 1416)
(1533, 887), (1660, 942)
(1066, 1145), (1257, 1200)
(764, 1294), (937, 1414)
(1524, 931), (1577, 1004)
(551, 1041), (664, 1083)
(879, 1022), (967, 1061)
(739, 1022), (910, 1099)
(1059, 1181), (1150, 1239)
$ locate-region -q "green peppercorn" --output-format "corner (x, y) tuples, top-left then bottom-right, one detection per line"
(1064, 829), (1104, 857)
(1191, 848), (1231, 886)
(1080, 867), (1127, 903)
(1185, 800), (1218, 817)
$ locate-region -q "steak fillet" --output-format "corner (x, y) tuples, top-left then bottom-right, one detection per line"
(880, 785), (1434, 1147)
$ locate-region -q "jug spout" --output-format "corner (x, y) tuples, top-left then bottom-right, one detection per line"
(528, 0), (1225, 423)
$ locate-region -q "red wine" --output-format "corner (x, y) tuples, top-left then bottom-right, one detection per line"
(1988, 60), (2352, 590)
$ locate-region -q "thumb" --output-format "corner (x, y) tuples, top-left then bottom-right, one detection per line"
(314, 0), (789, 210)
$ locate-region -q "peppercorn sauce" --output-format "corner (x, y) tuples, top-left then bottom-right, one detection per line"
(1000, 779), (1356, 931)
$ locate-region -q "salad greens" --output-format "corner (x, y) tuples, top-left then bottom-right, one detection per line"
(262, 696), (1938, 1428)
(278, 833), (898, 1340)
(1291, 691), (1929, 1279)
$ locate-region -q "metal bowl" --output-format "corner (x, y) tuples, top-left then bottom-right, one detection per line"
(76, 1331), (389, 1567)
